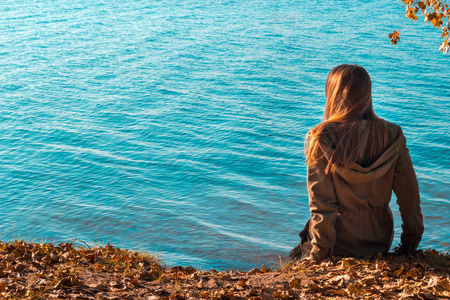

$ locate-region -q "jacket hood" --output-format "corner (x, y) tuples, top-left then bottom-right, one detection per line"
(320, 129), (405, 184)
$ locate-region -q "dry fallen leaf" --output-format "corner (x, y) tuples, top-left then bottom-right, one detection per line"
(289, 277), (301, 288)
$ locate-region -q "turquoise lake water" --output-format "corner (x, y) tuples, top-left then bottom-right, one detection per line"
(0, 0), (449, 270)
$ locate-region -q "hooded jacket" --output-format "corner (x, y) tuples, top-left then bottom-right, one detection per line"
(290, 121), (424, 261)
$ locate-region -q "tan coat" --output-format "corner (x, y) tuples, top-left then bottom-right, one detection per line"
(290, 121), (424, 261)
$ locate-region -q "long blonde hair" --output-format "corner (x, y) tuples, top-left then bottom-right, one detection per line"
(306, 64), (390, 173)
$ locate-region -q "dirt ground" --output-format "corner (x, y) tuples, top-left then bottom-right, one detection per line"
(0, 240), (449, 299)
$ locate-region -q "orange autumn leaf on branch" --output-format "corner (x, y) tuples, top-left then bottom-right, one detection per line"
(390, 0), (450, 53)
(389, 30), (401, 44)
(406, 6), (418, 20)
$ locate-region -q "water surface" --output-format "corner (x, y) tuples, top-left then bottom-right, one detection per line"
(0, 0), (448, 270)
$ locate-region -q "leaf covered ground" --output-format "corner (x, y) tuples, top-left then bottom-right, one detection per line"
(0, 240), (449, 299)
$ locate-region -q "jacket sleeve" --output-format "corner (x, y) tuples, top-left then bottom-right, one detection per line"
(306, 156), (338, 261)
(393, 135), (424, 253)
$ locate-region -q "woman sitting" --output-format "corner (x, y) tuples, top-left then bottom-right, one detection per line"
(290, 64), (424, 262)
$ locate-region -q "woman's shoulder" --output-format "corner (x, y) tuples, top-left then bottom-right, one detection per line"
(381, 119), (406, 145)
(382, 119), (401, 131)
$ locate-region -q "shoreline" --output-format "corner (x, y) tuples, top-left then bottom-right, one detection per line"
(0, 240), (449, 299)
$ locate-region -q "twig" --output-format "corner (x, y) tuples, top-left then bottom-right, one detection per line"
(71, 238), (92, 250)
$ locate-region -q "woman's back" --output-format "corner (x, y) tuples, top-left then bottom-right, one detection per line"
(290, 65), (423, 262)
